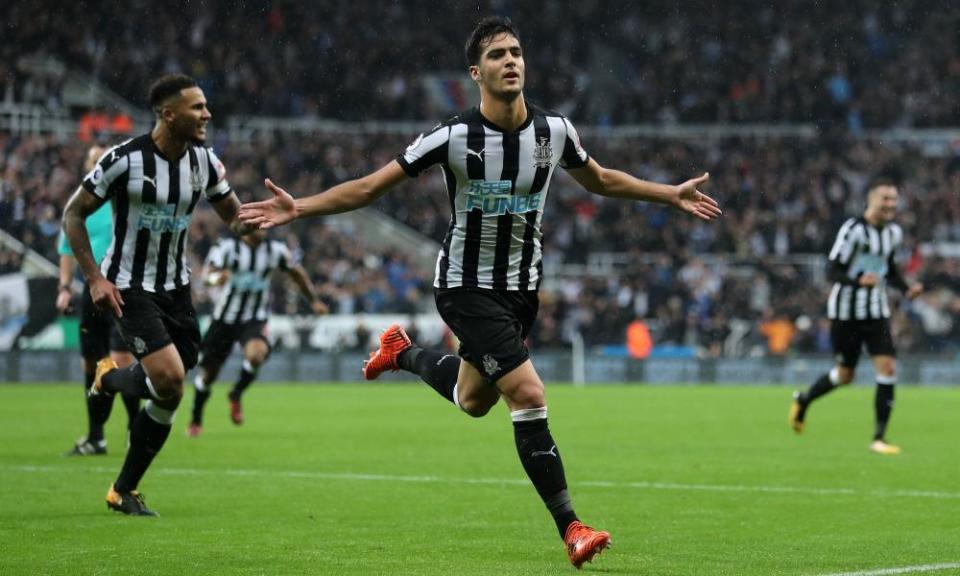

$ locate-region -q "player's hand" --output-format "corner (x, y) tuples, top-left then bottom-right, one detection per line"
(89, 276), (124, 318)
(674, 173), (721, 221)
(55, 287), (73, 313)
(311, 300), (330, 315)
(57, 288), (73, 314)
(905, 283), (924, 299)
(859, 273), (879, 287)
(238, 179), (297, 230)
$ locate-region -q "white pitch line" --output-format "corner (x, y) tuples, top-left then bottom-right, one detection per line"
(6, 464), (960, 501)
(813, 562), (960, 576)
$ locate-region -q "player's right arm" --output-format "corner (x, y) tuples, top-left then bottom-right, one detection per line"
(62, 186), (124, 317)
(826, 219), (876, 287)
(240, 161), (409, 229)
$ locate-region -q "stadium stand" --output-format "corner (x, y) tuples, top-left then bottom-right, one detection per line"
(1, 1), (957, 357)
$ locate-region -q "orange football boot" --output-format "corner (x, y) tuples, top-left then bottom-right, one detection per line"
(564, 520), (611, 569)
(362, 324), (413, 380)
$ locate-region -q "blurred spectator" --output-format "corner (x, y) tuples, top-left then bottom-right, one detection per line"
(2, 1), (958, 128)
(1, 128), (957, 356)
(758, 309), (797, 356)
(626, 316), (653, 359)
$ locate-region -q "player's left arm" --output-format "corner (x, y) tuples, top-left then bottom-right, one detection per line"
(887, 251), (923, 299)
(285, 265), (329, 315)
(566, 159), (721, 221)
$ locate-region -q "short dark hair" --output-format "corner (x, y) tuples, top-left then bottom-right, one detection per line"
(465, 16), (520, 66)
(867, 176), (899, 193)
(148, 74), (198, 115)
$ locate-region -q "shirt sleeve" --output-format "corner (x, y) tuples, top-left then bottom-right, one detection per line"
(559, 117), (589, 169)
(80, 145), (128, 200)
(275, 241), (294, 270)
(205, 148), (232, 202)
(396, 124), (450, 177)
(828, 219), (860, 266)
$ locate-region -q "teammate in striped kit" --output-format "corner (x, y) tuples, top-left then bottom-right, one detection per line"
(61, 74), (256, 515)
(789, 178), (923, 454)
(239, 17), (721, 567)
(58, 144), (138, 456)
(187, 230), (327, 437)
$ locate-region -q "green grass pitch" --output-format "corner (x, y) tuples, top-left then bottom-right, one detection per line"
(0, 382), (957, 575)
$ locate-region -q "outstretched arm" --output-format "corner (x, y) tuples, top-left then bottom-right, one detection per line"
(286, 265), (329, 315)
(566, 158), (721, 221)
(239, 161), (409, 229)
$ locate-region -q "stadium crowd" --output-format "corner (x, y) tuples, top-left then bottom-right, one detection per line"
(2, 130), (958, 356)
(3, 1), (957, 127)
(2, 0), (958, 356)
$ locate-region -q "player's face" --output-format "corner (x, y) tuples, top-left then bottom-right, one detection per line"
(471, 33), (524, 100)
(868, 185), (899, 223)
(168, 87), (212, 145)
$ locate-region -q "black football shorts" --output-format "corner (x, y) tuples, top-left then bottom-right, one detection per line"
(199, 319), (270, 368)
(434, 287), (539, 382)
(113, 286), (201, 370)
(831, 319), (896, 368)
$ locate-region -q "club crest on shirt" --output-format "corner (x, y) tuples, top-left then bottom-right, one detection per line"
(533, 137), (552, 168)
(190, 166), (204, 193)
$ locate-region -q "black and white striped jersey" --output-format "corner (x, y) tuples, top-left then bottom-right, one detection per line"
(206, 237), (292, 323)
(81, 134), (232, 292)
(398, 103), (589, 291)
(826, 217), (909, 321)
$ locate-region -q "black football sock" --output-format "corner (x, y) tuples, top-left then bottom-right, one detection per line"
(512, 408), (578, 538)
(102, 363), (155, 399)
(229, 360), (258, 400)
(873, 381), (895, 441)
(191, 389), (211, 425)
(397, 345), (423, 372)
(121, 393), (140, 432)
(191, 373), (212, 425)
(115, 402), (175, 493)
(84, 371), (109, 443)
(801, 372), (840, 407)
(405, 349), (460, 404)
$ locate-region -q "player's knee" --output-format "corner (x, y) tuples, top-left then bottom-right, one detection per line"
(877, 361), (896, 378)
(459, 395), (497, 418)
(834, 367), (855, 385)
(509, 384), (545, 410)
(245, 340), (269, 365)
(150, 366), (186, 395)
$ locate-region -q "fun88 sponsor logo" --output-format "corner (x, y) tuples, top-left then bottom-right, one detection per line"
(463, 180), (541, 216)
(230, 271), (268, 291)
(137, 205), (191, 233)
